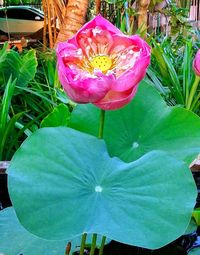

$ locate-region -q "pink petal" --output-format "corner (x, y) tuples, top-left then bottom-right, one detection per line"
(57, 41), (83, 66)
(62, 77), (113, 103)
(109, 35), (136, 55)
(109, 35), (150, 92)
(110, 34), (150, 55)
(57, 54), (114, 103)
(68, 15), (122, 46)
(94, 86), (138, 110)
(76, 27), (114, 57)
(56, 23), (115, 104)
(193, 49), (200, 76)
(113, 54), (151, 92)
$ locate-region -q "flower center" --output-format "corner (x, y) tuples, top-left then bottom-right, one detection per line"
(90, 55), (112, 72)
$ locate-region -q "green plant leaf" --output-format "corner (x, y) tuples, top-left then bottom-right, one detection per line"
(0, 42), (8, 69)
(0, 77), (16, 160)
(69, 81), (200, 165)
(55, 88), (70, 104)
(0, 207), (67, 255)
(192, 208), (200, 226)
(41, 104), (70, 128)
(3, 49), (37, 91)
(151, 41), (185, 105)
(152, 44), (169, 80)
(162, 52), (184, 104)
(145, 69), (169, 96)
(1, 112), (24, 160)
(0, 207), (105, 255)
(184, 218), (197, 235)
(8, 127), (196, 249)
(182, 41), (192, 105)
(0, 77), (16, 135)
(188, 247), (200, 255)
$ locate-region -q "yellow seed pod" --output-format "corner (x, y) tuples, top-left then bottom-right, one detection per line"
(90, 55), (112, 72)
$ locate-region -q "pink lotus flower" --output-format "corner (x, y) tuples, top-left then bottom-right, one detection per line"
(193, 50), (200, 76)
(56, 15), (151, 110)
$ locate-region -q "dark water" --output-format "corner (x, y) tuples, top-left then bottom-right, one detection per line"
(0, 174), (12, 209)
(73, 232), (197, 255)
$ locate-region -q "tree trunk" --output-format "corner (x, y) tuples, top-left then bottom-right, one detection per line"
(42, 0), (47, 50)
(137, 0), (150, 33)
(95, 0), (101, 15)
(55, 0), (89, 45)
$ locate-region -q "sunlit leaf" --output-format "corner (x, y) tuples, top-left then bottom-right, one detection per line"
(0, 207), (106, 255)
(69, 81), (200, 165)
(41, 104), (70, 128)
(8, 127), (196, 249)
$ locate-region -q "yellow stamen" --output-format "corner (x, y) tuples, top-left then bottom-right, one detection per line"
(90, 55), (112, 72)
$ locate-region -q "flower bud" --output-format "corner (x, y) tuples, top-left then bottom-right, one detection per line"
(193, 50), (200, 76)
(56, 15), (151, 110)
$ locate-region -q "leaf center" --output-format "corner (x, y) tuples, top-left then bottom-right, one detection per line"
(95, 185), (103, 193)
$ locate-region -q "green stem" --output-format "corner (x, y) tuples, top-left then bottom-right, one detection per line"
(98, 110), (105, 139)
(186, 75), (200, 110)
(190, 90), (200, 111)
(193, 101), (200, 112)
(89, 233), (97, 255)
(98, 236), (106, 255)
(97, 110), (107, 255)
(79, 233), (87, 255)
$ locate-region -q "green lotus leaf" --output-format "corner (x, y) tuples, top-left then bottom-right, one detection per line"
(0, 207), (105, 255)
(69, 81), (200, 165)
(8, 127), (196, 249)
(188, 246), (200, 255)
(184, 218), (197, 235)
(0, 207), (67, 255)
